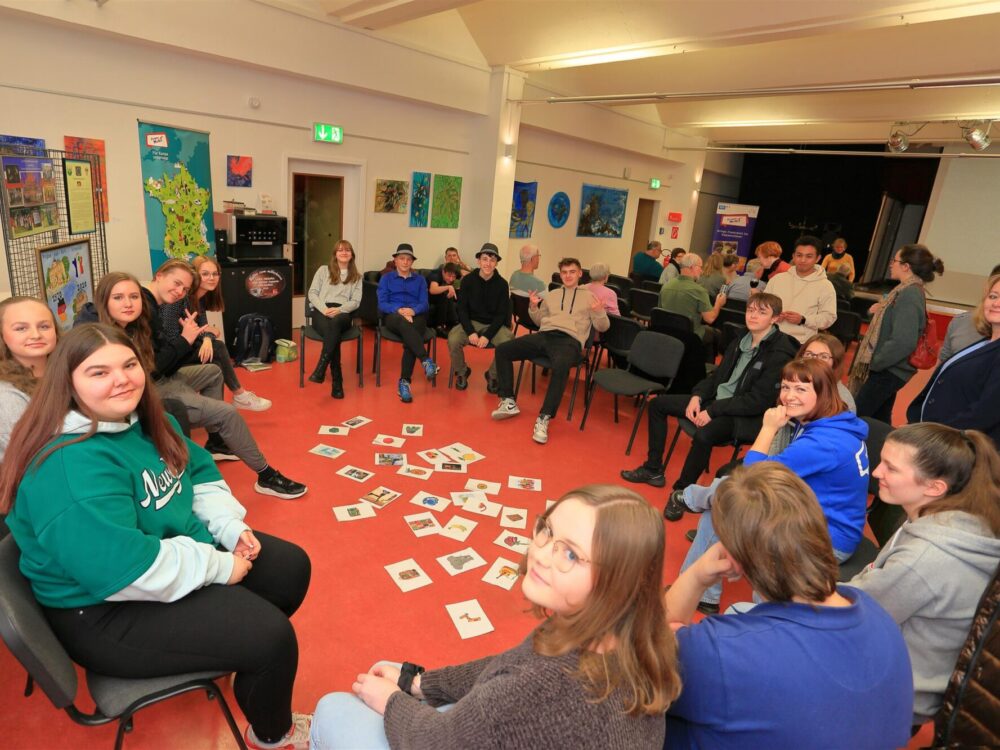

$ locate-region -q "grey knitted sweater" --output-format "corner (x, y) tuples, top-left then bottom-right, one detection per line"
(0, 380), (30, 461)
(383, 633), (665, 750)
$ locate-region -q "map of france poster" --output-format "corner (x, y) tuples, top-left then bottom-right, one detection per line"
(137, 121), (215, 271)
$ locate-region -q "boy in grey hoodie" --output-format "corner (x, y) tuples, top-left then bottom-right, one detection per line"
(765, 236), (838, 343)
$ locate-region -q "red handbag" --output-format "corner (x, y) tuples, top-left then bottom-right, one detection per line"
(909, 313), (940, 369)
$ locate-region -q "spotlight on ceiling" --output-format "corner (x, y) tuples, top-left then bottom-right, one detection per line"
(962, 121), (993, 151)
(887, 130), (909, 152)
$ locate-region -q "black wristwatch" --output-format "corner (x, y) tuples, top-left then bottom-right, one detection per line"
(398, 662), (425, 695)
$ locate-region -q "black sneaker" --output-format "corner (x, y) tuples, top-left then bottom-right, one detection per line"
(255, 470), (307, 500)
(484, 371), (499, 394)
(696, 601), (720, 616)
(455, 367), (471, 391)
(204, 438), (239, 462)
(620, 466), (666, 487)
(663, 490), (691, 522)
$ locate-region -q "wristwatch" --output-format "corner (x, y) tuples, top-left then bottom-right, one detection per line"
(397, 662), (425, 695)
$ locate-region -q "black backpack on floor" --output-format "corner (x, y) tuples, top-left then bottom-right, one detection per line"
(233, 313), (275, 364)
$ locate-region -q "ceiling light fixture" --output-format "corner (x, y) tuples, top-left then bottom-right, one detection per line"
(962, 121), (993, 151)
(887, 130), (908, 152)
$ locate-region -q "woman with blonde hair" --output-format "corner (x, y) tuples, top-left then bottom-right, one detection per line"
(307, 239), (362, 398)
(310, 485), (680, 749)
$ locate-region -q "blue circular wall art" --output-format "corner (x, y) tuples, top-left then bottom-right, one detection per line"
(547, 192), (571, 228)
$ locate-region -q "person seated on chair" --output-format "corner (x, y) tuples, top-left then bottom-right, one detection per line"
(442, 246), (472, 285)
(632, 241), (663, 283)
(509, 244), (547, 298)
(90, 269), (307, 500)
(0, 323), (313, 750)
(664, 462), (914, 750)
(448, 243), (512, 393)
(427, 262), (461, 335)
(658, 253), (727, 359)
(938, 262), (1000, 362)
(765, 235), (838, 344)
(755, 240), (790, 283)
(310, 485), (680, 750)
(828, 263), (854, 302)
(668, 358), (869, 615)
(821, 236), (856, 282)
(700, 252), (739, 304)
(585, 263), (620, 317)
(307, 239), (363, 399)
(377, 243), (440, 404)
(849, 423), (1000, 728)
(491, 257), (609, 445)
(659, 248), (685, 284)
(621, 293), (798, 493)
(724, 258), (766, 301)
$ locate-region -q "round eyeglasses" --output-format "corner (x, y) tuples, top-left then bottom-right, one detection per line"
(802, 351), (832, 361)
(532, 518), (592, 573)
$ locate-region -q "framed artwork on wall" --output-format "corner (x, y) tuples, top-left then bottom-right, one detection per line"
(37, 238), (94, 331)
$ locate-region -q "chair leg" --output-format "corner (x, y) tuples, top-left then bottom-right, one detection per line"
(298, 327), (305, 388)
(357, 333), (364, 388)
(206, 682), (249, 750)
(613, 394), (619, 423)
(626, 393), (649, 455)
(566, 364), (583, 421)
(374, 332), (381, 387)
(514, 360), (525, 398)
(579, 381), (595, 430)
(662, 421), (683, 470)
(431, 338), (437, 388)
(530, 362), (536, 393)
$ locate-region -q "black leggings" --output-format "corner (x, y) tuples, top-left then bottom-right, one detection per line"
(312, 311), (355, 369)
(44, 532), (310, 743)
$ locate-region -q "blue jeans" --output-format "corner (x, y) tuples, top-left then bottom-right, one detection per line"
(680, 478), (853, 605)
(311, 662), (452, 749)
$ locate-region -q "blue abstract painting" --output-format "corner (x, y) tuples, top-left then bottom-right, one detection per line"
(576, 183), (629, 238)
(547, 191), (570, 228)
(410, 171), (430, 227)
(509, 180), (537, 238)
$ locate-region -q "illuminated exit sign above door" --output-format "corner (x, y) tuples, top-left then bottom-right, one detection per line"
(313, 122), (343, 144)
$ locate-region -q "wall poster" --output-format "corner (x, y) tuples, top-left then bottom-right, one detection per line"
(37, 238), (94, 331)
(63, 158), (97, 234)
(2, 155), (60, 239)
(64, 135), (109, 219)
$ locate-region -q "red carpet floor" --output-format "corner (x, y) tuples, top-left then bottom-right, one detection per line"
(0, 330), (934, 749)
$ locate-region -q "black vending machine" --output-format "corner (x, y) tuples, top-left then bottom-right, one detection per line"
(215, 213), (293, 354)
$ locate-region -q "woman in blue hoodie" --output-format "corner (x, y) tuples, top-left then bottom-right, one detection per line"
(676, 358), (869, 612)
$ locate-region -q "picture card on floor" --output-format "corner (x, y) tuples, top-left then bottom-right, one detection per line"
(464, 497), (502, 518)
(438, 515), (478, 542)
(465, 479), (500, 495)
(482, 556), (521, 590)
(508, 475), (542, 492)
(441, 442), (485, 463)
(374, 452), (406, 467)
(398, 464), (433, 480)
(493, 530), (531, 553)
(318, 425), (349, 436)
(402, 423), (424, 437)
(342, 415), (372, 428)
(403, 511), (441, 537)
(436, 547), (487, 576)
(373, 434), (405, 448)
(445, 599), (494, 638)
(309, 444), (345, 460)
(500, 507), (529, 529)
(332, 502), (376, 522)
(409, 491), (452, 513)
(450, 490), (486, 508)
(417, 449), (447, 464)
(385, 559), (432, 592)
(435, 461), (467, 474)
(360, 486), (402, 508)
(336, 465), (375, 483)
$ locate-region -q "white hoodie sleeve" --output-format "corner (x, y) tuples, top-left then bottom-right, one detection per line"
(106, 537), (234, 602)
(191, 478), (251, 551)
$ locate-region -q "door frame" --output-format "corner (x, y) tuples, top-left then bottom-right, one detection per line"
(286, 154), (366, 269)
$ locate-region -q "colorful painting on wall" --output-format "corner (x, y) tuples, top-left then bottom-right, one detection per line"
(576, 183), (628, 238)
(0, 134), (45, 155)
(410, 171), (430, 227)
(430, 174), (462, 228)
(547, 191), (570, 229)
(2, 155), (60, 239)
(226, 155), (253, 187)
(375, 179), (409, 213)
(509, 180), (537, 238)
(37, 239), (93, 331)
(64, 136), (109, 219)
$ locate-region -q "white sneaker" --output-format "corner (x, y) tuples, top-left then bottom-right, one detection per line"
(233, 390), (272, 411)
(491, 398), (520, 420)
(532, 415), (551, 444)
(245, 712), (311, 750)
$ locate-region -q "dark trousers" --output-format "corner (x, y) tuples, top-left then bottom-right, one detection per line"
(644, 394), (737, 489)
(429, 299), (458, 330)
(312, 311), (355, 370)
(855, 369), (908, 423)
(44, 532), (310, 744)
(383, 313), (429, 380)
(209, 338), (242, 392)
(495, 331), (582, 418)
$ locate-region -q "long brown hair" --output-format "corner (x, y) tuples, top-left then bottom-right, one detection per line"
(780, 358), (847, 421)
(714, 463), (839, 602)
(972, 273), (1000, 337)
(95, 272), (155, 373)
(0, 296), (58, 396)
(885, 423), (1000, 536)
(0, 324), (188, 513)
(328, 240), (361, 285)
(528, 485), (681, 716)
(192, 255), (225, 312)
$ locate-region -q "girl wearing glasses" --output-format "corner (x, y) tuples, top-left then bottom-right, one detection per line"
(310, 486), (680, 749)
(797, 332), (855, 413)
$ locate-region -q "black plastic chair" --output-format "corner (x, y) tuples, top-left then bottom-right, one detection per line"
(825, 310), (862, 349)
(662, 417), (747, 480)
(628, 288), (659, 323)
(719, 320), (748, 354)
(298, 299), (363, 389)
(849, 295), (874, 322)
(510, 294), (540, 336)
(722, 297), (747, 314)
(591, 314), (642, 376)
(617, 297), (631, 318)
(607, 274), (633, 296)
(373, 318), (437, 388)
(548, 282), (561, 292)
(649, 306), (694, 336)
(362, 270), (381, 284)
(0, 537), (246, 750)
(641, 280), (663, 294)
(513, 333), (594, 421)
(580, 331), (684, 454)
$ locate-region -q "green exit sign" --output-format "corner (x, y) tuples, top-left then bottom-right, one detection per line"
(649, 177), (661, 189)
(313, 122), (343, 144)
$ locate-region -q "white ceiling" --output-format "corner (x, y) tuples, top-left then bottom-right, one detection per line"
(263, 0), (1000, 146)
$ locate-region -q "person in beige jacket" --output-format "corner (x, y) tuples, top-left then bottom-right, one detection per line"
(491, 257), (609, 444)
(765, 235), (838, 343)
